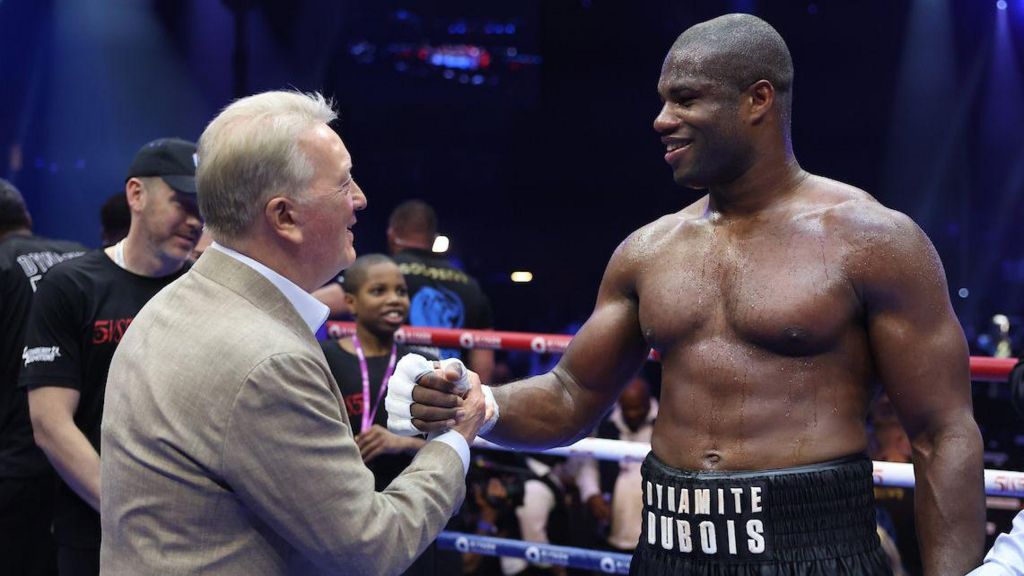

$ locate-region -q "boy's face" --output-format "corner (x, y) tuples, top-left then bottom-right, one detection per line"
(347, 262), (410, 335)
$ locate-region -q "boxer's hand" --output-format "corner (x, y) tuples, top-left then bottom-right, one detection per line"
(386, 354), (469, 435)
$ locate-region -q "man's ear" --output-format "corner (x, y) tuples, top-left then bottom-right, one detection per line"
(343, 290), (357, 311)
(745, 79), (775, 125)
(265, 196), (302, 243)
(125, 178), (146, 213)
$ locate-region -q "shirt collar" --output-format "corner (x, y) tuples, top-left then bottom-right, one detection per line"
(209, 241), (329, 334)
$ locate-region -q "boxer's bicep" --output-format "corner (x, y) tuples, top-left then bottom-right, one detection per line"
(861, 214), (972, 437)
(859, 211), (985, 573)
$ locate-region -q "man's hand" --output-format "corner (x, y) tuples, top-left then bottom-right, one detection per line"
(355, 425), (424, 463)
(449, 379), (487, 443)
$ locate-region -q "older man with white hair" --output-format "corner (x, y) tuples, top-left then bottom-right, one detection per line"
(100, 91), (488, 576)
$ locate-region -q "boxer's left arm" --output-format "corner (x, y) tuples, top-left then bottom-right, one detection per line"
(856, 209), (984, 575)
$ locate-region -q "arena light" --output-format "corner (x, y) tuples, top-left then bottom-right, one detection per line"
(510, 271), (533, 283)
(431, 235), (450, 253)
(997, 0), (1007, 10)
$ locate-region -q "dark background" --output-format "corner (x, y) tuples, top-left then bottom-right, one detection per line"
(2, 0), (1022, 341)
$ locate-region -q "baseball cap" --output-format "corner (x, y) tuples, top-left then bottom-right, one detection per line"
(126, 138), (198, 194)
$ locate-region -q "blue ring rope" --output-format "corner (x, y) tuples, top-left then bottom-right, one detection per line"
(437, 531), (633, 574)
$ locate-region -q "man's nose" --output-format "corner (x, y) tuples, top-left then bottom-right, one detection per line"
(352, 181), (367, 211)
(653, 104), (679, 134)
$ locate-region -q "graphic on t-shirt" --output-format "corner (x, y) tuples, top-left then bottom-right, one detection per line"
(92, 318), (134, 344)
(410, 286), (464, 330)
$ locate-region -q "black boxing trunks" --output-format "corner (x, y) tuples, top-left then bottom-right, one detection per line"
(630, 453), (892, 576)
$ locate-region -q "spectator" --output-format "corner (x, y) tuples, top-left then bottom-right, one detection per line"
(98, 192), (130, 248)
(388, 199), (495, 382)
(0, 178), (84, 576)
(20, 138), (200, 576)
(320, 253), (438, 575)
(575, 375), (657, 553)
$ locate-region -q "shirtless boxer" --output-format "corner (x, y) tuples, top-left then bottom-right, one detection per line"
(393, 14), (984, 575)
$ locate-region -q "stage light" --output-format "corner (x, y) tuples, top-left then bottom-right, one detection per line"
(958, 288), (970, 298)
(432, 235), (450, 253)
(997, 0), (1007, 10)
(511, 271), (533, 283)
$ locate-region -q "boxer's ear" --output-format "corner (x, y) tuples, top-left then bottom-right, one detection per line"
(744, 79), (775, 125)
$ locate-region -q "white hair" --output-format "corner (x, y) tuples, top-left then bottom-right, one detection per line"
(196, 90), (338, 239)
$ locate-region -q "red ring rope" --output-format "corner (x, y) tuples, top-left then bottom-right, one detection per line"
(325, 322), (1016, 382)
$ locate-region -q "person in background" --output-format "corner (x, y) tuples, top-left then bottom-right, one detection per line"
(575, 375), (657, 554)
(0, 178), (85, 576)
(98, 191), (130, 248)
(320, 253), (442, 575)
(21, 138), (200, 576)
(314, 200), (496, 382)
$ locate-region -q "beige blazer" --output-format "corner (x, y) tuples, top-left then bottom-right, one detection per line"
(100, 249), (465, 575)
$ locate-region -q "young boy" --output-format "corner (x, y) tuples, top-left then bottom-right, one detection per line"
(320, 254), (432, 490)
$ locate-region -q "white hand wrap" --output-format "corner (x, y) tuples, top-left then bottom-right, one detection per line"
(385, 355), (473, 436)
(480, 384), (500, 436)
(386, 354), (434, 436)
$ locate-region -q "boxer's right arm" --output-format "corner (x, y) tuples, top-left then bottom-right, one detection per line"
(479, 237), (651, 449)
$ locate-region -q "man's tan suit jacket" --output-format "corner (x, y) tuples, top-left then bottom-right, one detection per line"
(100, 249), (465, 575)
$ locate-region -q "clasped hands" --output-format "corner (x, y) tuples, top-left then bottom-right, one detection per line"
(386, 354), (495, 442)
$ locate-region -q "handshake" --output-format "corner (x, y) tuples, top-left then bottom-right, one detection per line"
(385, 354), (498, 443)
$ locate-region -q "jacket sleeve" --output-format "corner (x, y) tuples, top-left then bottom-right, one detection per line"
(220, 351), (466, 576)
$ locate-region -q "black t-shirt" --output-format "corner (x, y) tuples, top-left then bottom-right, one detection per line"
(320, 340), (434, 491)
(392, 249), (494, 361)
(0, 233), (84, 478)
(19, 249), (188, 547)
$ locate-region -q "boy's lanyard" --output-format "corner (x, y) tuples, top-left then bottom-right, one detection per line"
(352, 335), (398, 432)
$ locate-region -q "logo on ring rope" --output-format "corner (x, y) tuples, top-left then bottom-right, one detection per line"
(455, 537), (470, 553)
(459, 332), (475, 349)
(530, 337), (547, 354)
(525, 546), (541, 563)
(599, 557), (617, 573)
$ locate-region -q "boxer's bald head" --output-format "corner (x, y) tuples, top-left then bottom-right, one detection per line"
(664, 14), (794, 129)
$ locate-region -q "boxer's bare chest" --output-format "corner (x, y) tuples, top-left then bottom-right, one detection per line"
(635, 212), (861, 358)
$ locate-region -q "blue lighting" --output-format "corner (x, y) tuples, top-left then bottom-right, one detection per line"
(996, 0), (1007, 9)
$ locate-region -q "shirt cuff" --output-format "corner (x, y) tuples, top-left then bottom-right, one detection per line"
(432, 430), (471, 474)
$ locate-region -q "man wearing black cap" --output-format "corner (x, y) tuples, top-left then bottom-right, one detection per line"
(0, 178), (84, 576)
(20, 138), (201, 576)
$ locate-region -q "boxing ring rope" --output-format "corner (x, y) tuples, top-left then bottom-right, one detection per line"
(437, 532), (633, 574)
(324, 323), (1022, 571)
(325, 322), (1018, 381)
